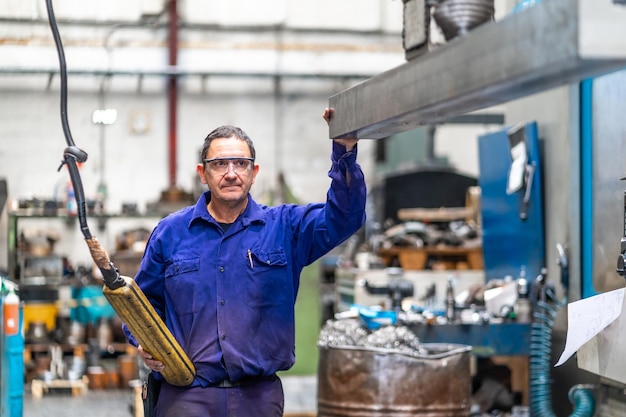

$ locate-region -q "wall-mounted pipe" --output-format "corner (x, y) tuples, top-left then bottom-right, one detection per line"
(0, 16), (397, 37)
(0, 67), (370, 80)
(167, 0), (178, 188)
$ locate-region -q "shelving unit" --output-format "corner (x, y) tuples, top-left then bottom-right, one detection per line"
(7, 210), (161, 283)
(6, 211), (156, 401)
(378, 245), (483, 270)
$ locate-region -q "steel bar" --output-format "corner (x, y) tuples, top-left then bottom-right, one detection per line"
(328, 0), (626, 139)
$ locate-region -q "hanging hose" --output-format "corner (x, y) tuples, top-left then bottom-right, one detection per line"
(45, 0), (126, 289)
(529, 280), (596, 417)
(46, 0), (90, 240)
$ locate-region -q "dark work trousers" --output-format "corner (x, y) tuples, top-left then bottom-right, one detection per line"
(154, 376), (284, 417)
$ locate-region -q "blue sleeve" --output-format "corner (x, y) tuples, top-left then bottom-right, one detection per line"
(294, 141), (367, 265)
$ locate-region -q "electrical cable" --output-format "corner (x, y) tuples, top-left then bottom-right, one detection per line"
(45, 0), (91, 240)
(45, 0), (129, 290)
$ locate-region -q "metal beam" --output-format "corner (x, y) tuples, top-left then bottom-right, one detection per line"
(328, 0), (626, 139)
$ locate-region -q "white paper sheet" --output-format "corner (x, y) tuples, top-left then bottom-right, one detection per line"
(555, 287), (625, 367)
(506, 147), (527, 195)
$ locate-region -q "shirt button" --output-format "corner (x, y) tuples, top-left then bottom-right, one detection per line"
(266, 260), (271, 264)
(221, 334), (226, 340)
(220, 299), (225, 306)
(219, 266), (225, 272)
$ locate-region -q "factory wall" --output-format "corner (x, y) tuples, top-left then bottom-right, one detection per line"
(0, 0), (511, 270)
(0, 79), (384, 268)
(0, 83), (368, 212)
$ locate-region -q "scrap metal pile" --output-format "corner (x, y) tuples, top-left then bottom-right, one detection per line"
(318, 318), (424, 355)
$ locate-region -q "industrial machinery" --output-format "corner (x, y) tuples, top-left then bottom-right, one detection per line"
(327, 0), (626, 414)
(45, 0), (194, 387)
(360, 269), (415, 312)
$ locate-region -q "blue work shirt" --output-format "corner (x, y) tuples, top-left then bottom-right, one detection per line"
(124, 142), (366, 387)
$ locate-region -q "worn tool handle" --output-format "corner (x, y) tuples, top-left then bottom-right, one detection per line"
(103, 277), (196, 386)
(86, 236), (195, 386)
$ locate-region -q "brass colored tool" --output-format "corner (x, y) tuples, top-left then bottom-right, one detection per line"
(87, 238), (196, 387)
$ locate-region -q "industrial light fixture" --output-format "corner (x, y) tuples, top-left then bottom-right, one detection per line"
(92, 108), (117, 125)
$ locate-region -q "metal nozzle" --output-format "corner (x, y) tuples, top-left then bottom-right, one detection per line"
(100, 262), (126, 290)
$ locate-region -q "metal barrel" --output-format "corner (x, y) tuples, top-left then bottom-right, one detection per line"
(317, 343), (472, 417)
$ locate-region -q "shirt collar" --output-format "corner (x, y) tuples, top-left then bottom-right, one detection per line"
(189, 191), (266, 228)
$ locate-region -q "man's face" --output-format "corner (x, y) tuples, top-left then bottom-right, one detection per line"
(196, 136), (259, 206)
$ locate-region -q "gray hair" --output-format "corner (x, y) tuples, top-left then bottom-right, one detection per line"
(200, 125), (256, 162)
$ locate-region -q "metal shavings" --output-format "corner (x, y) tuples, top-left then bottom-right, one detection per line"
(318, 318), (421, 355)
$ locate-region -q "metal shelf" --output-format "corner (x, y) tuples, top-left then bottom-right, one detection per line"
(6, 211), (162, 282)
(328, 0), (626, 139)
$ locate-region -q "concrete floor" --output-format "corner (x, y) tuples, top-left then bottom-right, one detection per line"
(22, 375), (318, 417)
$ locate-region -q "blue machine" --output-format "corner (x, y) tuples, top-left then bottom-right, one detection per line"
(478, 121), (546, 283)
(70, 285), (116, 325)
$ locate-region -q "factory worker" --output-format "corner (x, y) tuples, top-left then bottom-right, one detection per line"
(123, 108), (366, 417)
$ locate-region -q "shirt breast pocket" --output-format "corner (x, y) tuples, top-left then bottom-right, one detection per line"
(245, 249), (290, 307)
(164, 257), (201, 316)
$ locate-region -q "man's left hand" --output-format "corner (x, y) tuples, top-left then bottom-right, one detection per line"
(323, 107), (358, 151)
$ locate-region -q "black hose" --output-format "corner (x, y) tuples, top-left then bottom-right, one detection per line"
(46, 0), (127, 290)
(45, 0), (92, 240)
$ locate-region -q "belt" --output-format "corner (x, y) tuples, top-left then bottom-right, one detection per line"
(214, 374), (277, 388)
